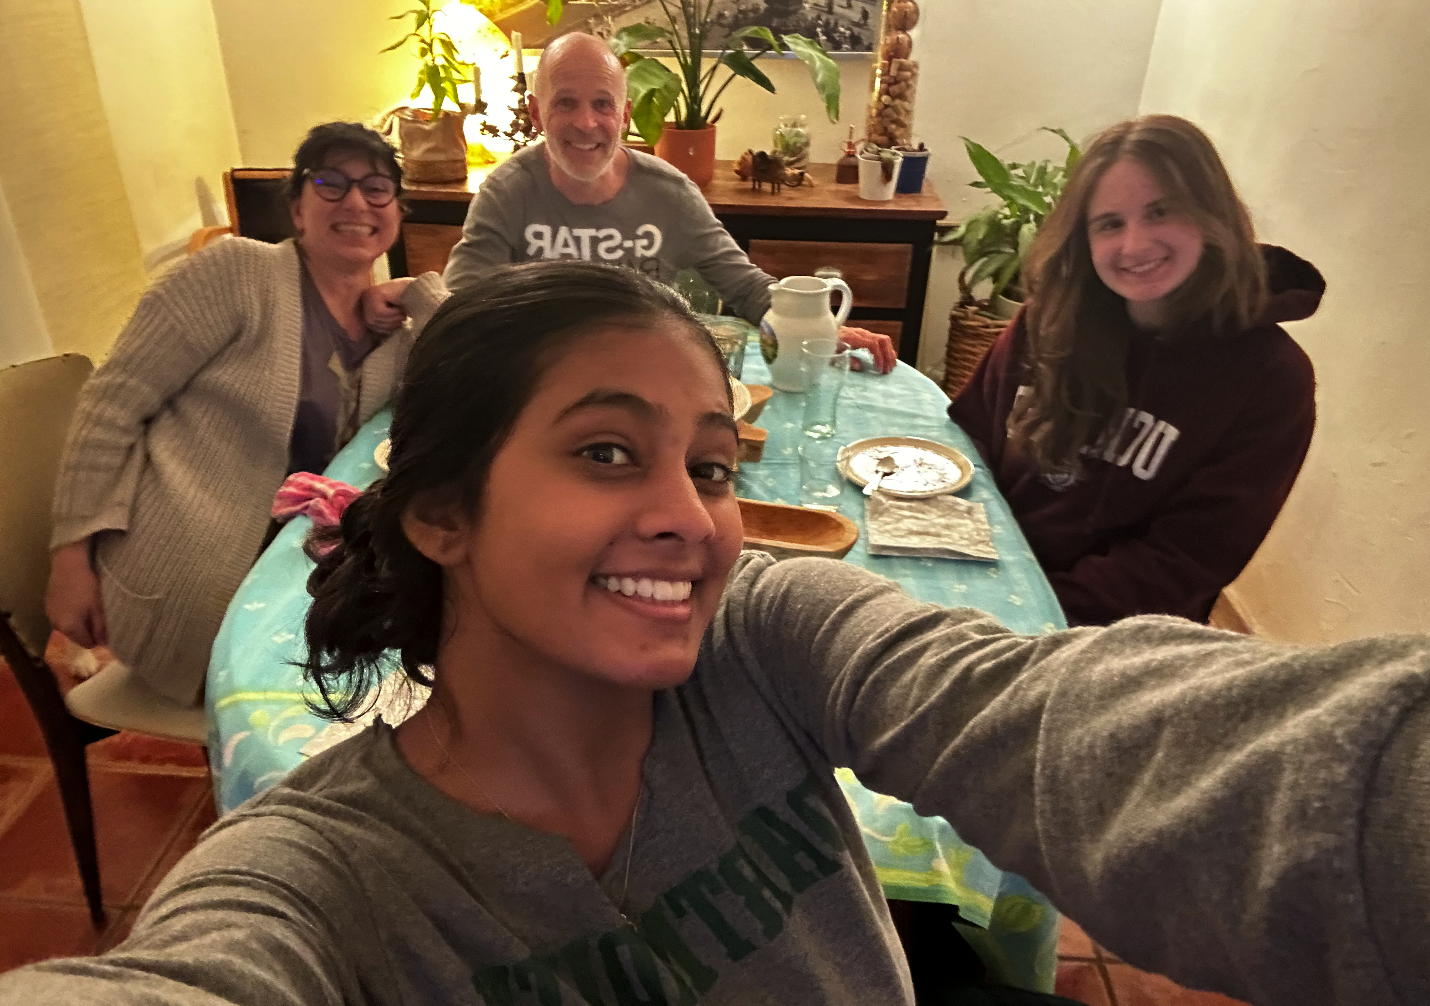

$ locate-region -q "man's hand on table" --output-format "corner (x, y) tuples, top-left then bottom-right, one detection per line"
(839, 327), (897, 374)
(361, 278), (416, 335)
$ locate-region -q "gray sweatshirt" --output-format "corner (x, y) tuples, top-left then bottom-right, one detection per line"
(442, 144), (775, 323)
(4, 554), (1428, 1005)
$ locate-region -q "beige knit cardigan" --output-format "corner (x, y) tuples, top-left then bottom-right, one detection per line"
(51, 238), (448, 706)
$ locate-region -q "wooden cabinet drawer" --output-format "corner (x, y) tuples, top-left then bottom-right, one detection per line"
(402, 223), (463, 277)
(747, 240), (911, 309)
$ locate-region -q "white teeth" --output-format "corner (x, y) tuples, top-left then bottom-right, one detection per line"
(595, 576), (693, 602)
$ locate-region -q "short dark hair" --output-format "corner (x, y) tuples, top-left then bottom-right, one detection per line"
(300, 261), (729, 720)
(287, 121), (402, 204)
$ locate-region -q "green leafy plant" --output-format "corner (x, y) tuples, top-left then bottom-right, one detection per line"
(384, 0), (475, 117)
(937, 127), (1082, 304)
(858, 141), (900, 184)
(543, 0), (840, 146)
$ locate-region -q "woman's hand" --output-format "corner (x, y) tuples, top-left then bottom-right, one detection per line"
(838, 326), (897, 374)
(45, 540), (107, 649)
(361, 278), (416, 335)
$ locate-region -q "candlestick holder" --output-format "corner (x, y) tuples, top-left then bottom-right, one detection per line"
(480, 70), (539, 150)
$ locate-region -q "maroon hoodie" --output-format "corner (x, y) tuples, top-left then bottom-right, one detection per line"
(949, 246), (1322, 625)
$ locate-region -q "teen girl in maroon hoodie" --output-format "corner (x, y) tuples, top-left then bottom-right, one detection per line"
(949, 115), (1323, 625)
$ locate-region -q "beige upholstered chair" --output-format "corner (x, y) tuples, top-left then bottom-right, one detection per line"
(0, 354), (206, 926)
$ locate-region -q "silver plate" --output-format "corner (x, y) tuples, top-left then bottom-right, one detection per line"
(837, 437), (974, 498)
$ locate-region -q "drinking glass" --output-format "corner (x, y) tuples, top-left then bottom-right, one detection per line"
(799, 437), (846, 511)
(706, 318), (748, 380)
(800, 338), (851, 439)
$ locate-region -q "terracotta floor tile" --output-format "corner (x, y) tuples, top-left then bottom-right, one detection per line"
(0, 765), (208, 907)
(1058, 916), (1097, 959)
(0, 898), (104, 969)
(0, 661), (49, 759)
(0, 760), (48, 828)
(95, 907), (139, 953)
(1104, 963), (1250, 1006)
(1055, 960), (1114, 1006)
(88, 732), (209, 769)
(131, 785), (218, 909)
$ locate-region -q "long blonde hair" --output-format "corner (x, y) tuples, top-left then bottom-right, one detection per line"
(1009, 115), (1266, 474)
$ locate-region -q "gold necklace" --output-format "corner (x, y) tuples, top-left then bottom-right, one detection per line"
(423, 710), (644, 920)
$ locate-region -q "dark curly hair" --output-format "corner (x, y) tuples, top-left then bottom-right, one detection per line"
(300, 261), (729, 720)
(286, 121), (402, 204)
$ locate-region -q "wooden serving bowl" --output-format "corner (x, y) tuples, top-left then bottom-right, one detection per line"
(738, 497), (859, 561)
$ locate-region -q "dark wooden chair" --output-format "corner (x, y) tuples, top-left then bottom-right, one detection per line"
(0, 355), (206, 926)
(187, 168), (295, 253)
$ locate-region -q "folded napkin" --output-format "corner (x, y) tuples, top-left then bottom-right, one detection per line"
(865, 493), (999, 561)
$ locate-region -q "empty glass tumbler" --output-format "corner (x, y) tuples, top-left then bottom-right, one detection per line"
(800, 338), (851, 439)
(799, 437), (846, 511)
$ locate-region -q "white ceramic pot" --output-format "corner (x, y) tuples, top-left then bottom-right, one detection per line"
(857, 151), (903, 201)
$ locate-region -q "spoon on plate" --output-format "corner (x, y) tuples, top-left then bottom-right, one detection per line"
(863, 455), (898, 496)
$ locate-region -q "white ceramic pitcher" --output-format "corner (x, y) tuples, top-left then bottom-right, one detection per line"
(763, 275), (853, 391)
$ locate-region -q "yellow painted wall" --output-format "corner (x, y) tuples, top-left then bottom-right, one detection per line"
(0, 0), (146, 363)
(1141, 0), (1430, 640)
(210, 0), (416, 165)
(78, 0), (242, 262)
(0, 180), (54, 368)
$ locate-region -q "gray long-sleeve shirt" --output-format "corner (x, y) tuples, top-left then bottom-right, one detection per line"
(442, 144), (775, 323)
(3, 553), (1428, 1005)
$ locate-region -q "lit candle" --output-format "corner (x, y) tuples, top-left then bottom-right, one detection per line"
(512, 31), (523, 76)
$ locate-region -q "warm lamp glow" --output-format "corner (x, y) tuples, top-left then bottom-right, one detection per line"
(432, 1), (519, 154)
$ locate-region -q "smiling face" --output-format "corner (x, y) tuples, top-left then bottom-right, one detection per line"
(1086, 157), (1205, 327)
(424, 320), (742, 693)
(289, 151), (401, 271)
(532, 35), (631, 185)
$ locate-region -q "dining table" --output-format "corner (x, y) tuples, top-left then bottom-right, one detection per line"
(205, 321), (1068, 993)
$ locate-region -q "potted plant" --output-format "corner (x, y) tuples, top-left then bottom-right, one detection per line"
(380, 0), (483, 182)
(543, 0), (840, 187)
(937, 127), (1081, 318)
(936, 127), (1080, 398)
(856, 141), (903, 201)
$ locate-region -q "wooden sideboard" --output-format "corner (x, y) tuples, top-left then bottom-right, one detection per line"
(395, 159), (947, 366)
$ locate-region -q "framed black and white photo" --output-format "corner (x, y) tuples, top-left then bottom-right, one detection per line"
(489, 0), (880, 55)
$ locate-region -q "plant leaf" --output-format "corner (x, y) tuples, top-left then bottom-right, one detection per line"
(380, 34), (417, 53)
(992, 252), (1023, 300)
(1005, 182), (1050, 216)
(782, 33), (840, 122)
(610, 21), (672, 57)
(725, 24), (783, 52)
(1041, 125), (1082, 174)
(627, 58), (681, 144)
(962, 138), (1013, 196)
(720, 50), (774, 93)
(546, 0), (564, 26)
(1017, 220), (1038, 261)
(967, 251), (1013, 290)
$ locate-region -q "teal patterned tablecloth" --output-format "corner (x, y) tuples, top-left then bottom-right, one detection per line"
(206, 324), (1067, 992)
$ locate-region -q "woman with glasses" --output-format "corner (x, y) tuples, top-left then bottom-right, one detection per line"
(44, 121), (449, 709)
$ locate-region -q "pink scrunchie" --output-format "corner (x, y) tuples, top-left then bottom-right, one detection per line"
(271, 472), (362, 529)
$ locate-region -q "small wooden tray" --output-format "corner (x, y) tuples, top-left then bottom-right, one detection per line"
(743, 384), (773, 423)
(739, 497), (859, 561)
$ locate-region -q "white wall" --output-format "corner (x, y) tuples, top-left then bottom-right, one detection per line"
(0, 180), (53, 368)
(1141, 0), (1430, 641)
(914, 0), (1165, 375)
(79, 0), (242, 266)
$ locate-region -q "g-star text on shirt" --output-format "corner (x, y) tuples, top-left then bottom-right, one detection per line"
(525, 224), (664, 261)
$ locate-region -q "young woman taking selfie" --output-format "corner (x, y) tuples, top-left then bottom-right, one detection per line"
(4, 263), (1425, 1006)
(950, 114), (1324, 626)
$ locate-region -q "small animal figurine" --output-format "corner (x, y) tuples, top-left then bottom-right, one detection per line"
(734, 149), (815, 193)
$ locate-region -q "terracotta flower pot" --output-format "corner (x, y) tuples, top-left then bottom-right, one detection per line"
(656, 124), (718, 188)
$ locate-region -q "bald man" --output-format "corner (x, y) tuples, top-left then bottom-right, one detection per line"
(443, 33), (896, 372)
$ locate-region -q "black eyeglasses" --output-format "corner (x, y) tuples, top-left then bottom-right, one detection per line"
(305, 168), (399, 207)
